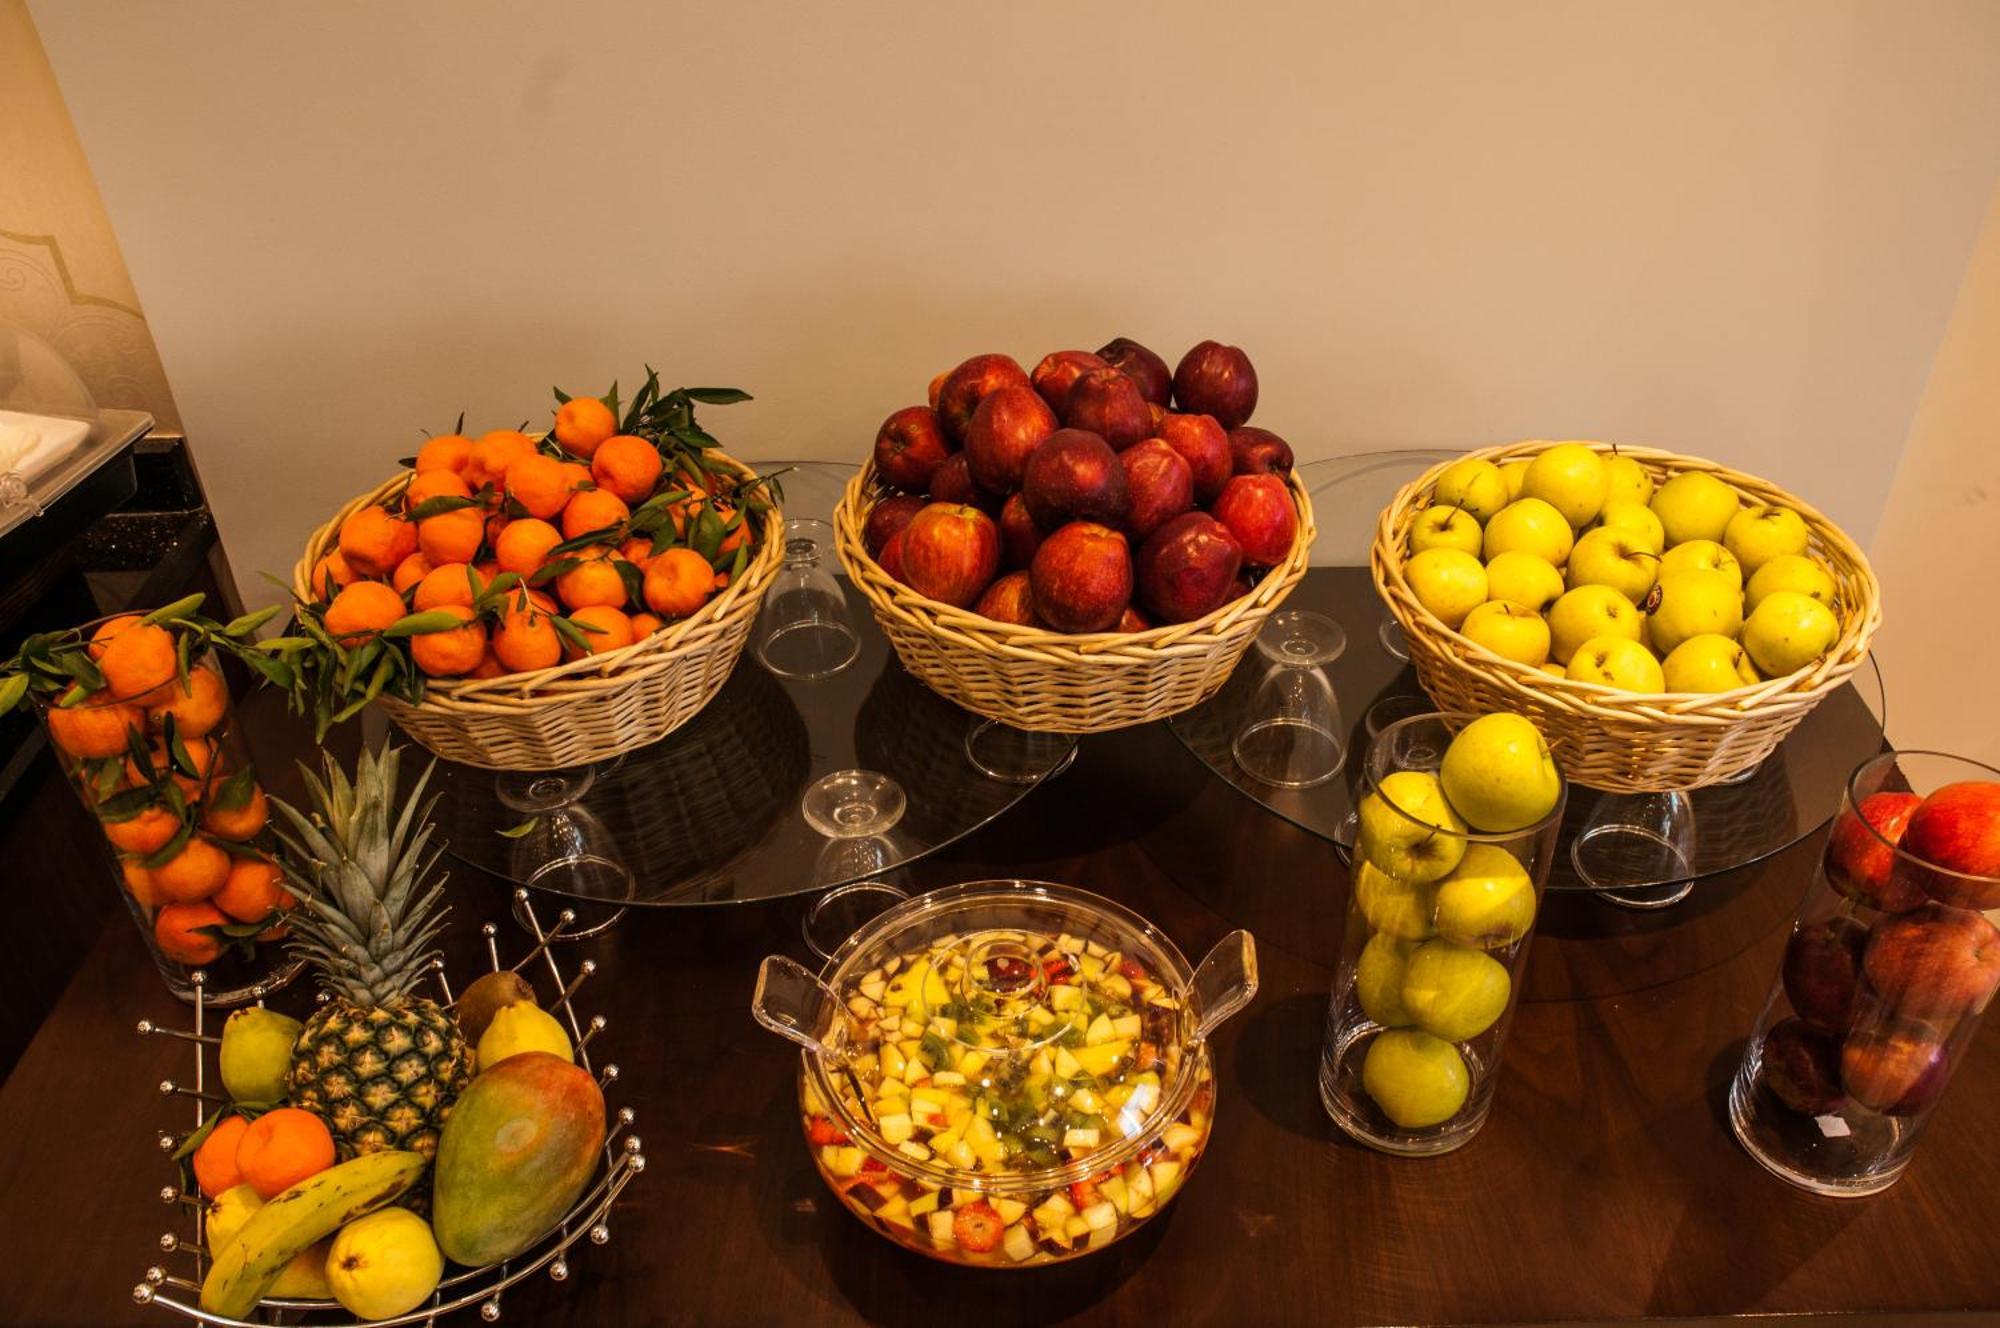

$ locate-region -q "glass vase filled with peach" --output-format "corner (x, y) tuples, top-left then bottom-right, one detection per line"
(1320, 711), (1567, 1155)
(29, 606), (301, 1004)
(1730, 750), (2000, 1195)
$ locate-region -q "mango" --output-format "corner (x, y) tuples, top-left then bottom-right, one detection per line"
(431, 1052), (605, 1266)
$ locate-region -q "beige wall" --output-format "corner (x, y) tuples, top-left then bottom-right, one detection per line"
(28, 1), (2000, 611)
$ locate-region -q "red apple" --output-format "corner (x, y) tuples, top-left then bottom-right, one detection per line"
(1759, 1017), (1845, 1114)
(963, 385), (1058, 495)
(936, 353), (1031, 443)
(1173, 340), (1258, 429)
(1782, 916), (1868, 1033)
(1060, 368), (1152, 451)
(863, 494), (928, 559)
(1029, 522), (1132, 633)
(898, 503), (1000, 608)
(1155, 413), (1232, 505)
(1021, 429), (1129, 530)
(927, 371), (947, 411)
(1137, 511), (1243, 624)
(1229, 425), (1294, 476)
(1211, 473), (1299, 568)
(879, 530), (908, 583)
(1861, 903), (2000, 1020)
(1030, 350), (1108, 413)
(1115, 605), (1152, 633)
(1827, 792), (1925, 913)
(998, 493), (1046, 570)
(1119, 438), (1195, 542)
(1903, 780), (2000, 908)
(1841, 1021), (1950, 1115)
(928, 452), (1000, 514)
(872, 405), (953, 492)
(974, 570), (1042, 627)
(1096, 336), (1172, 406)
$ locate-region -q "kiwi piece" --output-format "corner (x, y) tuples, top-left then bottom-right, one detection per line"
(457, 969), (537, 1044)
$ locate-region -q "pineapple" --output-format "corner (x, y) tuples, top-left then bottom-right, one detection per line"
(271, 746), (474, 1161)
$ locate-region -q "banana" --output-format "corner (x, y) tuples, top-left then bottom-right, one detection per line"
(200, 1150), (425, 1318)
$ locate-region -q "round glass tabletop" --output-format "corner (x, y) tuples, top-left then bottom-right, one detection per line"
(429, 461), (1053, 906)
(1170, 452), (1890, 894)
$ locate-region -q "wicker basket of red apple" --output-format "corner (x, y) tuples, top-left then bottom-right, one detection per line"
(834, 339), (1315, 734)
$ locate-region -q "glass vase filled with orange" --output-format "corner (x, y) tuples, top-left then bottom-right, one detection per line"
(9, 598), (301, 1004)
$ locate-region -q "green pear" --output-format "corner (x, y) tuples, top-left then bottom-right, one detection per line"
(1604, 454), (1654, 507)
(1484, 551), (1565, 614)
(1498, 459), (1530, 502)
(219, 1008), (303, 1106)
(1356, 771), (1467, 885)
(1439, 713), (1561, 833)
(1548, 584), (1643, 665)
(1742, 590), (1839, 677)
(1482, 498), (1574, 567)
(476, 1000), (574, 1070)
(1458, 601), (1550, 667)
(1662, 634), (1761, 692)
(1404, 547), (1488, 629)
(1408, 504), (1485, 557)
(1723, 504), (1809, 576)
(1401, 941), (1512, 1041)
(1566, 636), (1666, 692)
(1361, 1029), (1469, 1129)
(1595, 498), (1664, 554)
(1567, 528), (1659, 602)
(1745, 553), (1836, 614)
(1354, 933), (1418, 1027)
(1649, 471), (1741, 546)
(1434, 844), (1538, 950)
(1430, 458), (1510, 523)
(1657, 539), (1742, 591)
(1646, 568), (1743, 656)
(1522, 443), (1608, 528)
(1354, 860), (1439, 940)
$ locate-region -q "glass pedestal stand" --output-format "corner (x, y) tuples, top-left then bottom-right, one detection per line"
(496, 763), (632, 940)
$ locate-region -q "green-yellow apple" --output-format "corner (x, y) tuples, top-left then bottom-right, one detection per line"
(1404, 547), (1488, 629)
(1547, 583), (1643, 665)
(1439, 712), (1561, 832)
(1354, 933), (1418, 1027)
(1430, 458), (1509, 523)
(1458, 601), (1550, 667)
(1498, 459), (1530, 502)
(1354, 861), (1439, 939)
(1647, 568), (1743, 655)
(1595, 498), (1665, 554)
(1650, 471), (1741, 546)
(1401, 941), (1512, 1041)
(1566, 635), (1666, 692)
(1745, 553), (1837, 614)
(1356, 770), (1468, 883)
(1662, 633), (1762, 692)
(1434, 843), (1537, 949)
(1484, 550), (1565, 613)
(1742, 590), (1839, 677)
(1522, 443), (1608, 528)
(1361, 1030), (1469, 1129)
(1539, 660), (1566, 678)
(1657, 538), (1743, 590)
(1408, 504), (1484, 557)
(1604, 453), (1654, 506)
(1567, 527), (1660, 602)
(1724, 504), (1810, 576)
(1482, 497), (1574, 567)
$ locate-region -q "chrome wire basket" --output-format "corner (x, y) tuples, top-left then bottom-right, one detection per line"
(132, 889), (644, 1325)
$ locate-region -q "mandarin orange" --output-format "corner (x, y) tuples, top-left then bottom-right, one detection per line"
(554, 555), (629, 611)
(100, 623), (179, 705)
(553, 396), (618, 458)
(87, 614), (144, 661)
(104, 803), (182, 855)
(153, 836), (231, 903)
(465, 430), (537, 491)
(644, 548), (717, 619)
(201, 783), (269, 842)
(417, 506), (485, 565)
(414, 434), (473, 475)
(591, 435), (663, 504)
(236, 1108), (335, 1199)
(145, 666), (228, 739)
(409, 603), (488, 677)
(412, 562), (483, 611)
(48, 700), (142, 759)
(337, 505), (418, 578)
(391, 551), (434, 594)
(494, 518), (563, 576)
(492, 600), (561, 673)
(322, 581), (408, 644)
(566, 605), (634, 656)
(505, 453), (572, 520)
(563, 488), (630, 541)
(214, 856), (294, 923)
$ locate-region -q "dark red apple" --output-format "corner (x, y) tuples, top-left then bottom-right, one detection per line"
(1115, 605), (1152, 633)
(1827, 792), (1925, 913)
(928, 452), (1000, 514)
(1029, 522), (1132, 633)
(1119, 438), (1194, 542)
(1060, 368), (1152, 452)
(872, 406), (952, 492)
(1172, 340), (1258, 429)
(998, 493), (1046, 570)
(1021, 429), (1129, 530)
(1758, 1017), (1845, 1114)
(1096, 336), (1172, 406)
(1030, 350), (1108, 413)
(927, 371), (947, 411)
(863, 494), (928, 558)
(1211, 473), (1299, 568)
(1154, 413), (1232, 505)
(1861, 903), (2000, 1020)
(1137, 511), (1243, 624)
(878, 530), (907, 584)
(1903, 781), (2000, 908)
(898, 503), (1000, 608)
(974, 570), (1042, 627)
(964, 385), (1057, 495)
(1841, 1021), (1950, 1115)
(936, 353), (1032, 443)
(1782, 916), (1868, 1033)
(1229, 425), (1295, 476)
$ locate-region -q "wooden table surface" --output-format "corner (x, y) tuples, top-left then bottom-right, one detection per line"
(2, 711), (1996, 1328)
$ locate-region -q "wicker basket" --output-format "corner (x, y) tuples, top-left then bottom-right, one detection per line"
(1372, 441), (1882, 793)
(834, 463), (1315, 734)
(292, 452), (783, 770)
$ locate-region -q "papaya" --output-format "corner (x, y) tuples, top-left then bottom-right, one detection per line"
(431, 1052), (606, 1266)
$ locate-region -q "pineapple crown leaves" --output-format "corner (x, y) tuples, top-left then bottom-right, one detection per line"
(266, 744), (452, 1007)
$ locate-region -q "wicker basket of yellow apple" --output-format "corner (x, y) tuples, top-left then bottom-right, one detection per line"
(1372, 441), (1881, 793)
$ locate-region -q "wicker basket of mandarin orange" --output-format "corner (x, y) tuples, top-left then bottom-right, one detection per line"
(277, 372), (784, 769)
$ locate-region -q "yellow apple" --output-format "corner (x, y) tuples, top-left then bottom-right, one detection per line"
(1567, 635), (1666, 691)
(1430, 458), (1509, 523)
(1657, 538), (1742, 591)
(1567, 528), (1660, 602)
(1356, 771), (1468, 884)
(1539, 660), (1566, 677)
(1547, 583), (1643, 665)
(1650, 471), (1740, 546)
(1354, 932), (1418, 1027)
(1498, 458), (1530, 502)
(1400, 940), (1512, 1041)
(1482, 497), (1574, 567)
(1433, 843), (1537, 949)
(1354, 860), (1439, 940)
(1745, 553), (1836, 614)
(1604, 453), (1654, 506)
(1662, 633), (1762, 692)
(1484, 550), (1565, 613)
(1439, 712), (1561, 832)
(1408, 504), (1484, 557)
(1742, 590), (1839, 677)
(1459, 600), (1550, 667)
(1646, 568), (1744, 655)
(1724, 504), (1810, 576)
(1522, 443), (1608, 528)
(1405, 547), (1488, 629)
(1595, 498), (1665, 554)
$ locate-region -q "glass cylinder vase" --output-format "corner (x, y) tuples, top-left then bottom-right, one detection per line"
(1320, 712), (1567, 1155)
(1729, 749), (2000, 1196)
(37, 615), (302, 1005)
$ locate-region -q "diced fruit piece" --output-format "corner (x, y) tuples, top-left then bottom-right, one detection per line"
(952, 1200), (1005, 1252)
(1003, 1222), (1037, 1262)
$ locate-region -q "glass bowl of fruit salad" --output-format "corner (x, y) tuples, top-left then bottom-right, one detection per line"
(752, 879), (1257, 1266)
